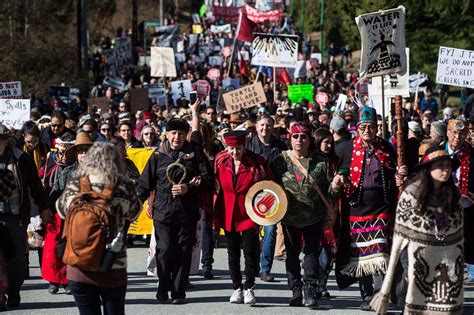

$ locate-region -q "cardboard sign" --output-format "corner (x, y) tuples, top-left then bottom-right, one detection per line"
(194, 80), (211, 97)
(436, 46), (474, 88)
(170, 80), (192, 104)
(207, 68), (221, 81)
(87, 97), (109, 114)
(369, 48), (410, 97)
(0, 81), (22, 99)
(356, 6), (407, 78)
(251, 34), (298, 68)
(150, 47), (177, 78)
(222, 82), (267, 113)
(103, 75), (127, 92)
(316, 92), (329, 105)
(287, 84), (313, 104)
(130, 88), (149, 113)
(0, 99), (30, 129)
(209, 56), (223, 66)
(211, 24), (231, 33)
(104, 37), (133, 74)
(192, 24), (203, 34)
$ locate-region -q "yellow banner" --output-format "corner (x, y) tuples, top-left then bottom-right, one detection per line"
(126, 148), (155, 235)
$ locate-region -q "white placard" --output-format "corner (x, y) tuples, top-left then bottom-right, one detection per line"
(148, 84), (165, 99)
(150, 47), (177, 78)
(355, 6), (407, 78)
(369, 48), (410, 97)
(336, 94), (348, 112)
(436, 46), (474, 88)
(0, 81), (22, 99)
(0, 99), (30, 129)
(209, 56), (223, 66)
(170, 80), (192, 104)
(251, 34), (298, 68)
(103, 75), (127, 92)
(211, 24), (232, 33)
(310, 53), (322, 64)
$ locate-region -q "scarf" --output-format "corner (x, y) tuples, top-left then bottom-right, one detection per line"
(458, 143), (470, 197)
(345, 135), (393, 197)
(24, 145), (42, 170)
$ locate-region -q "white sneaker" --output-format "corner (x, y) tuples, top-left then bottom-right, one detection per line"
(244, 288), (256, 305)
(230, 288), (244, 304)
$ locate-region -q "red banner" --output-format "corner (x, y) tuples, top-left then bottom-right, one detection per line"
(244, 5), (282, 23)
(212, 5), (243, 23)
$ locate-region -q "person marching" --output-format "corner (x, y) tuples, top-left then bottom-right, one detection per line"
(335, 107), (398, 311)
(371, 146), (464, 314)
(276, 123), (343, 307)
(136, 100), (212, 304)
(213, 130), (272, 305)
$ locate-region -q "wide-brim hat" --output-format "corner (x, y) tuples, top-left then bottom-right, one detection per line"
(245, 181), (288, 226)
(417, 145), (460, 170)
(65, 132), (93, 161)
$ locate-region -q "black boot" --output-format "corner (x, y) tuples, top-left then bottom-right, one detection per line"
(303, 283), (319, 308)
(289, 287), (303, 306)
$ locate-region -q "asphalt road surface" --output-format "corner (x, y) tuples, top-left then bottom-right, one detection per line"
(13, 245), (474, 314)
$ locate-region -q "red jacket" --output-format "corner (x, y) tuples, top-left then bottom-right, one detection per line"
(213, 150), (271, 232)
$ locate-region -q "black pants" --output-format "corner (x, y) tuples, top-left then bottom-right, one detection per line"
(201, 213), (214, 272)
(154, 220), (196, 299)
(283, 222), (322, 290)
(358, 273), (384, 301)
(69, 281), (126, 315)
(225, 228), (260, 290)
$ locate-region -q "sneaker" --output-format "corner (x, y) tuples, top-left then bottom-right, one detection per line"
(289, 288), (303, 307)
(48, 283), (59, 295)
(259, 271), (274, 282)
(244, 288), (256, 305)
(171, 298), (186, 304)
(203, 270), (214, 280)
(303, 284), (318, 307)
(63, 285), (72, 295)
(230, 288), (243, 304)
(360, 299), (374, 311)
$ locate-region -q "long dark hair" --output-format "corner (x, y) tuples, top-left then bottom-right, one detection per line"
(313, 127), (338, 172)
(404, 167), (460, 215)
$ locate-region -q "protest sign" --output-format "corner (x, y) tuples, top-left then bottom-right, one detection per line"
(194, 80), (211, 98)
(209, 56), (223, 67)
(192, 24), (203, 34)
(294, 60), (307, 79)
(103, 75), (127, 92)
(170, 80), (192, 104)
(316, 92), (329, 105)
(0, 81), (22, 99)
(211, 24), (231, 33)
(0, 99), (30, 129)
(48, 85), (72, 104)
(130, 88), (149, 113)
(436, 46), (474, 89)
(336, 93), (348, 112)
(287, 84), (313, 104)
(189, 34), (198, 45)
(104, 37), (133, 74)
(150, 47), (177, 78)
(251, 34), (298, 68)
(207, 68), (221, 81)
(369, 48), (410, 97)
(138, 55), (151, 66)
(244, 5), (282, 23)
(222, 47), (232, 58)
(177, 41), (184, 53)
(239, 51), (250, 61)
(154, 25), (180, 47)
(310, 53), (322, 65)
(87, 97), (109, 114)
(148, 83), (165, 99)
(222, 82), (266, 113)
(222, 78), (240, 92)
(212, 5), (242, 23)
(355, 6), (407, 78)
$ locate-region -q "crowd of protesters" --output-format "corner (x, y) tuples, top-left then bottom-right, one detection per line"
(0, 4), (473, 315)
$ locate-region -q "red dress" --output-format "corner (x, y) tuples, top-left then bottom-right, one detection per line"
(213, 150), (271, 232)
(41, 213), (67, 285)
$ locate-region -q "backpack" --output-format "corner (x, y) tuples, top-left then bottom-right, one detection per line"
(60, 176), (115, 272)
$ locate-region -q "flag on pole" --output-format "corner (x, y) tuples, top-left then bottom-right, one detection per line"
(236, 11), (256, 43)
(276, 68), (292, 85)
(239, 54), (248, 76)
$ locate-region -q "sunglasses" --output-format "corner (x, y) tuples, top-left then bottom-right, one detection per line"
(51, 124), (63, 128)
(101, 128), (111, 132)
(291, 134), (308, 140)
(143, 133), (154, 135)
(358, 124), (376, 131)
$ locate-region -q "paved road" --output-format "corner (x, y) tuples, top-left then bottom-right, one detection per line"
(13, 245), (474, 314)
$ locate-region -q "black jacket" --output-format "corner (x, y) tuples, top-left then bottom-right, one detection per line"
(40, 126), (76, 152)
(136, 131), (212, 225)
(245, 135), (287, 181)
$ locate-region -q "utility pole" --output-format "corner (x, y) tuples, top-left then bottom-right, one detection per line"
(159, 0), (163, 26)
(300, 0), (305, 34)
(80, 0), (88, 86)
(132, 0), (138, 64)
(319, 0), (324, 55)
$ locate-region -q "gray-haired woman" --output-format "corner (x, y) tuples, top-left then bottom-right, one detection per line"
(56, 142), (141, 315)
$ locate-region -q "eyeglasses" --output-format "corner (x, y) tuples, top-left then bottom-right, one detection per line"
(291, 134), (308, 140)
(51, 124), (63, 128)
(101, 128), (111, 132)
(358, 124), (376, 131)
(448, 129), (467, 137)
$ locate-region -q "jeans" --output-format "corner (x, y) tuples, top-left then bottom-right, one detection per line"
(318, 247), (333, 292)
(283, 223), (322, 290)
(467, 264), (474, 280)
(359, 273), (384, 301)
(225, 228), (260, 290)
(260, 224), (276, 273)
(201, 213), (215, 272)
(68, 281), (126, 315)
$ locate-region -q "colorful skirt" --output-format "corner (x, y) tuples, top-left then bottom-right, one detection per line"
(41, 213), (67, 285)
